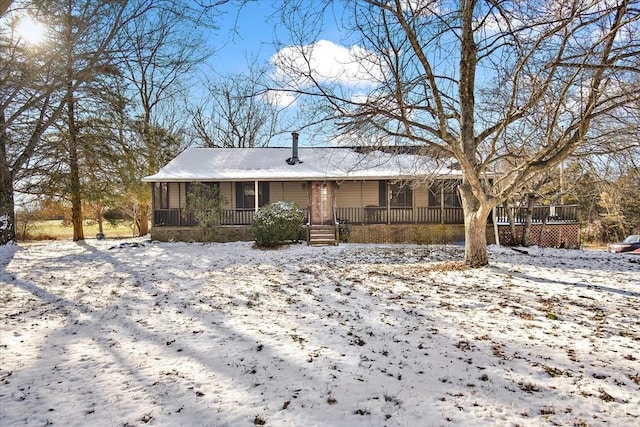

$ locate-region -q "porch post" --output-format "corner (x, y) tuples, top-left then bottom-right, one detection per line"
(254, 180), (259, 212)
(151, 183), (156, 227)
(492, 206), (500, 246)
(440, 182), (445, 224)
(387, 182), (391, 225)
(413, 182), (417, 224)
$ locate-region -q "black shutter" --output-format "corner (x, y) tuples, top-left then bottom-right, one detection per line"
(260, 182), (270, 206)
(235, 183), (244, 209)
(379, 181), (387, 207)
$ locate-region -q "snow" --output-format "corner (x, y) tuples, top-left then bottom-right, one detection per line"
(1, 239), (638, 426)
(142, 147), (460, 182)
(0, 214), (9, 231)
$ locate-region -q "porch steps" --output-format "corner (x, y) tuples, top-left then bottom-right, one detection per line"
(307, 225), (339, 246)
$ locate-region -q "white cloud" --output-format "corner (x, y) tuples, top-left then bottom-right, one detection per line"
(263, 89), (298, 108)
(270, 39), (384, 89)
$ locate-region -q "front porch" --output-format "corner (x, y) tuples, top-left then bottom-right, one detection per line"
(152, 204), (580, 228)
(151, 206), (467, 228)
(149, 179), (580, 247)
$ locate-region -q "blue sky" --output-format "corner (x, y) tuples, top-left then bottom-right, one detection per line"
(205, 1), (376, 146)
(211, 1), (347, 75)
(212, 1), (285, 74)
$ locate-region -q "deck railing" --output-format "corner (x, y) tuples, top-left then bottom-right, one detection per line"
(494, 204), (579, 224)
(153, 204), (579, 227)
(335, 206), (465, 224)
(153, 208), (255, 227)
(153, 207), (466, 227)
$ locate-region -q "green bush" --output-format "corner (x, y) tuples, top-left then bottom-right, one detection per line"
(252, 201), (304, 247)
(183, 183), (226, 241)
(338, 220), (351, 243)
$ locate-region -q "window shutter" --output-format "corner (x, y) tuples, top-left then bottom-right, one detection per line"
(261, 182), (270, 206)
(235, 183), (244, 209)
(378, 181), (387, 207)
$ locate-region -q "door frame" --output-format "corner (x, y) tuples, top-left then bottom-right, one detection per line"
(308, 181), (336, 225)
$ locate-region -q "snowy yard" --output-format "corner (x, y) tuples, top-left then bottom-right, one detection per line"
(1, 239), (638, 427)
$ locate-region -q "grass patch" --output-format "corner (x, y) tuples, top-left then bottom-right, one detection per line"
(18, 220), (140, 241)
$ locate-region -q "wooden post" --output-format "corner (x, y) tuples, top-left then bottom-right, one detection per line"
(254, 180), (259, 212)
(492, 206), (500, 246)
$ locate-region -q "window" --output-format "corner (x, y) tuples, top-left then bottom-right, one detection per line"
(153, 182), (169, 209)
(236, 182), (270, 209)
(429, 180), (461, 207)
(379, 181), (413, 207)
(186, 182), (220, 204)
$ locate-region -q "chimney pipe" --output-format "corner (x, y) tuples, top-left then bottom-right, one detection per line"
(287, 131), (300, 165)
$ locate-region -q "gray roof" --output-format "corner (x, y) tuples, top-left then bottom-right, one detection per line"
(142, 147), (463, 182)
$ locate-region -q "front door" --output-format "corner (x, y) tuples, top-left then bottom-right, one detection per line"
(309, 182), (335, 225)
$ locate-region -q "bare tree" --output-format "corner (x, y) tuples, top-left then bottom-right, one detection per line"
(190, 64), (289, 148)
(0, 0), (12, 15)
(116, 1), (221, 235)
(272, 0), (640, 266)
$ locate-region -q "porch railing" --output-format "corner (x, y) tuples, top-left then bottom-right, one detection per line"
(153, 204), (579, 227)
(153, 208), (255, 227)
(494, 204), (579, 224)
(335, 206), (464, 224)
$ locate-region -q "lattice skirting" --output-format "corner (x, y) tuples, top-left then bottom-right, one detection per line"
(497, 224), (580, 248)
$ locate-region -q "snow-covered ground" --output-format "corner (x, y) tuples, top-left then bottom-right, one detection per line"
(1, 239), (638, 427)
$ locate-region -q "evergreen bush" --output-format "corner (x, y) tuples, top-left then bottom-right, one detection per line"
(252, 201), (304, 247)
(183, 183), (225, 241)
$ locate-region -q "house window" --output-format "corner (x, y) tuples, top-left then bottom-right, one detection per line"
(429, 180), (461, 207)
(379, 181), (413, 207)
(153, 182), (169, 209)
(236, 182), (270, 209)
(186, 182), (220, 204)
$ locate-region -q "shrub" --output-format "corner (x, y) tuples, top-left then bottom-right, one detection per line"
(252, 201), (304, 247)
(104, 208), (131, 223)
(183, 183), (226, 241)
(338, 220), (351, 243)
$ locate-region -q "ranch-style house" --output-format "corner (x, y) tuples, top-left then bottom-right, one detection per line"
(143, 133), (580, 247)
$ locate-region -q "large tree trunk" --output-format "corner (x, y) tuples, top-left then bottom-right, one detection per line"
(139, 117), (153, 238)
(521, 194), (536, 246)
(505, 201), (518, 245)
(69, 144), (84, 241)
(67, 86), (84, 242)
(1, 110), (16, 245)
(459, 182), (492, 267)
(65, 4), (83, 243)
(0, 163), (16, 245)
(138, 203), (149, 236)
